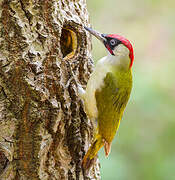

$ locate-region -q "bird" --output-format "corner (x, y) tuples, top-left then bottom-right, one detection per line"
(79, 26), (134, 169)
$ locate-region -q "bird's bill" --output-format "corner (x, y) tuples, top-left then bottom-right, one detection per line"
(84, 26), (106, 44)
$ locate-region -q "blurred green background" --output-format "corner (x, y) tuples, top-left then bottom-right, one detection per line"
(87, 0), (175, 179)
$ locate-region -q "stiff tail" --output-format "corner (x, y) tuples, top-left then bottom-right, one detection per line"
(82, 136), (103, 169)
(103, 139), (111, 157)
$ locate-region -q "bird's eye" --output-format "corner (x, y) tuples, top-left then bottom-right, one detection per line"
(110, 39), (116, 46)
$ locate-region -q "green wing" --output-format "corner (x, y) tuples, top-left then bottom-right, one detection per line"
(95, 72), (132, 142)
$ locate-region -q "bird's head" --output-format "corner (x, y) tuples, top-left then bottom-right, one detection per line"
(84, 26), (134, 68)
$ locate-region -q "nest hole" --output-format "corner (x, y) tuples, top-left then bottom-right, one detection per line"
(60, 28), (77, 59)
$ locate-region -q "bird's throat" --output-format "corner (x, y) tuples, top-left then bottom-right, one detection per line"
(107, 54), (130, 71)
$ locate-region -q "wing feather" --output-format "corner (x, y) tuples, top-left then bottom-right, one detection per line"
(95, 72), (132, 141)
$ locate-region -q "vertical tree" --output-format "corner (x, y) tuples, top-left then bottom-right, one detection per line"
(0, 0), (100, 179)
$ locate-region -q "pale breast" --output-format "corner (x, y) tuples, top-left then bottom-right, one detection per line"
(83, 52), (131, 119)
(84, 56), (110, 119)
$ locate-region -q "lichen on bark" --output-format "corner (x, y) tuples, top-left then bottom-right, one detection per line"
(0, 0), (100, 179)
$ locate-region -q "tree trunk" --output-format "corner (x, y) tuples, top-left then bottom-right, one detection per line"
(0, 0), (100, 179)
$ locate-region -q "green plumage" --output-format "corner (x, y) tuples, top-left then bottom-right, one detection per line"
(81, 26), (134, 169)
(82, 68), (132, 168)
(96, 70), (132, 143)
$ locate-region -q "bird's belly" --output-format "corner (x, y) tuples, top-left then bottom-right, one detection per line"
(84, 77), (103, 119)
(84, 67), (109, 119)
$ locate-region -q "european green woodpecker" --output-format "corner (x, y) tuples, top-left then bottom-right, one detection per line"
(79, 27), (134, 169)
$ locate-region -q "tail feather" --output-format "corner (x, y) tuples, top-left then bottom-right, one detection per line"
(103, 139), (111, 157)
(82, 136), (103, 169)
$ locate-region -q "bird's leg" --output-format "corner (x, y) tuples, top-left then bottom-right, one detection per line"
(103, 139), (111, 157)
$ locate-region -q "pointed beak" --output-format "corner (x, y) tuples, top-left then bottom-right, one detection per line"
(84, 26), (106, 44)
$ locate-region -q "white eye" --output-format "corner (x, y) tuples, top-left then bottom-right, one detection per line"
(110, 39), (116, 46)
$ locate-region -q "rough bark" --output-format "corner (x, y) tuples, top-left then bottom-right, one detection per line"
(0, 0), (100, 179)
